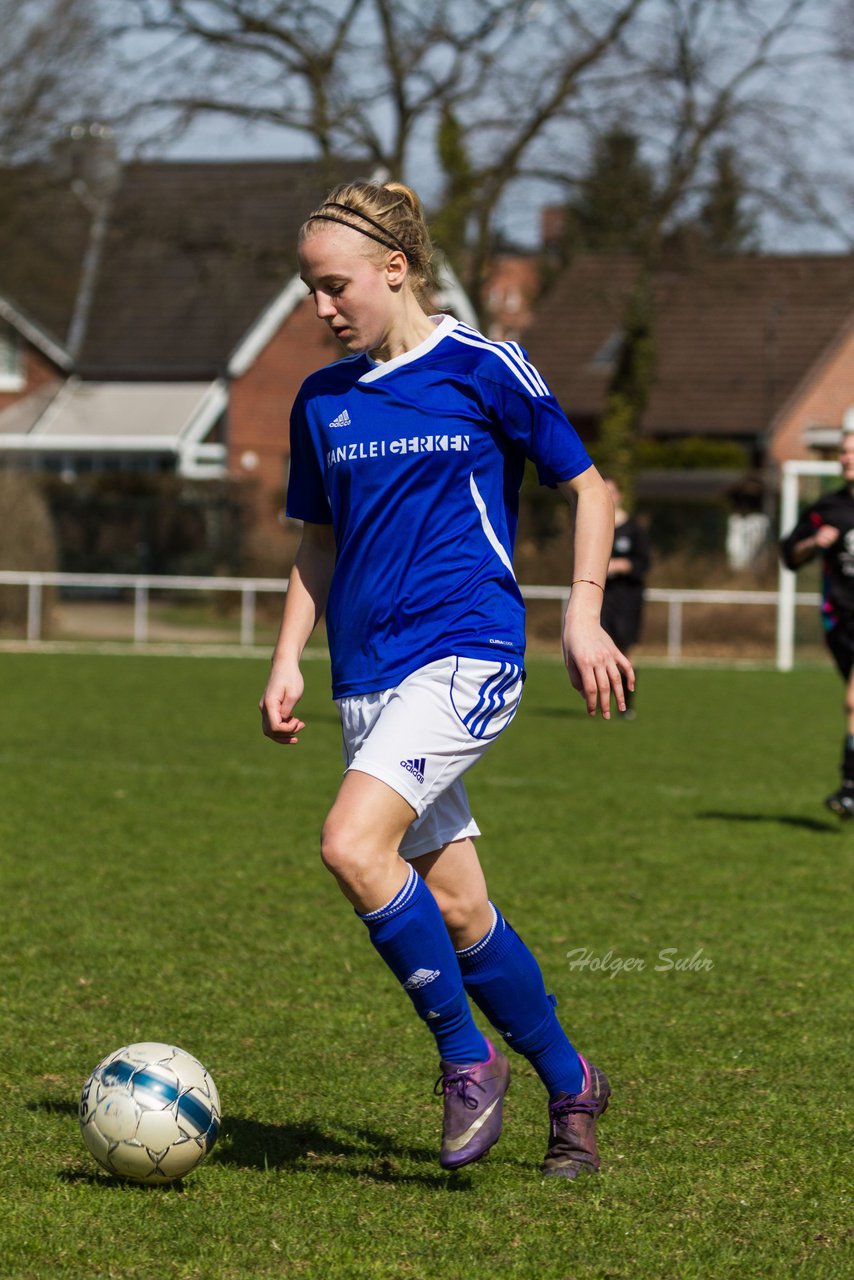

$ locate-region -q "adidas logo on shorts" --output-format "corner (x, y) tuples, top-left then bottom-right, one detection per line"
(400, 756), (426, 784)
(328, 408), (351, 429)
(403, 968), (440, 990)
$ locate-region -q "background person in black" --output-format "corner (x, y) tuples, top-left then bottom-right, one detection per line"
(780, 434), (854, 818)
(601, 478), (651, 719)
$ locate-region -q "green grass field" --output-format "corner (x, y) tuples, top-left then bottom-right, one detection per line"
(1, 653), (850, 1279)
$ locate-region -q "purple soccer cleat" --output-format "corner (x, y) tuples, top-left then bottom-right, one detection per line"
(541, 1053), (611, 1179)
(434, 1039), (510, 1170)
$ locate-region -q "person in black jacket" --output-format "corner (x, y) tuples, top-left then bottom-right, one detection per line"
(601, 478), (651, 719)
(780, 434), (854, 817)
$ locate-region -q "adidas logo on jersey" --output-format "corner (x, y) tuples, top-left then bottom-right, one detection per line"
(328, 409), (352, 429)
(403, 968), (440, 990)
(400, 757), (426, 784)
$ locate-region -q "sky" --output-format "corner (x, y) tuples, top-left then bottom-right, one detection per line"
(113, 1), (854, 256)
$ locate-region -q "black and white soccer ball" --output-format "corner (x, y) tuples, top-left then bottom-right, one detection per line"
(79, 1042), (221, 1183)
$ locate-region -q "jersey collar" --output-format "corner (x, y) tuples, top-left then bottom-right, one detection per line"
(359, 314), (459, 383)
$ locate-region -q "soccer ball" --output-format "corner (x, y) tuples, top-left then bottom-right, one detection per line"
(79, 1042), (221, 1183)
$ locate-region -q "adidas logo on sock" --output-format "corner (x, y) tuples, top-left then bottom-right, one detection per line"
(328, 409), (352, 429)
(403, 968), (440, 990)
(400, 757), (426, 784)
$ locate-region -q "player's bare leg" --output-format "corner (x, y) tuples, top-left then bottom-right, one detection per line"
(320, 769), (414, 912)
(412, 837), (493, 948)
(322, 773), (506, 1167)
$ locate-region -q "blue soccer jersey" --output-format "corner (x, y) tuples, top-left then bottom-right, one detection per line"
(286, 314), (592, 698)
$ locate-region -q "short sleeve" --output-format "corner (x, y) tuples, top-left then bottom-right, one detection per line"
(478, 346), (592, 485)
(285, 392), (333, 524)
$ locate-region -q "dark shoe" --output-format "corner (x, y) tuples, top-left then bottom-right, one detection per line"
(825, 783), (854, 819)
(435, 1039), (510, 1169)
(541, 1054), (610, 1179)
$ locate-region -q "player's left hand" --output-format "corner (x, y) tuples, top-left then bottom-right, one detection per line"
(562, 617), (634, 719)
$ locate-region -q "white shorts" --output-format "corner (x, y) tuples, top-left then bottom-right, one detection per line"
(337, 655), (524, 860)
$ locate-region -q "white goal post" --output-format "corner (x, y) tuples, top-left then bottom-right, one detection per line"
(777, 458), (841, 671)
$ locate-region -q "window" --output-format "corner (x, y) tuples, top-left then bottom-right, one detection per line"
(0, 322), (24, 392)
(589, 329), (623, 373)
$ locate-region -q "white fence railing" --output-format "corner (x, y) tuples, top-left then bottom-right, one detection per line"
(0, 570), (821, 666)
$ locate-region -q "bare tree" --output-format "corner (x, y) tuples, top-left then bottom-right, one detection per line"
(0, 0), (106, 163)
(107, 0), (851, 290)
(835, 0), (854, 52)
(500, 0), (854, 491)
(522, 0), (850, 248)
(107, 0), (649, 277)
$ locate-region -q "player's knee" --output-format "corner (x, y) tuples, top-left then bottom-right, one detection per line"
(320, 816), (357, 878)
(319, 814), (379, 891)
(431, 884), (481, 939)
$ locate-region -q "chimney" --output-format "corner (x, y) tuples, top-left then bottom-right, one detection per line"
(541, 205), (566, 251)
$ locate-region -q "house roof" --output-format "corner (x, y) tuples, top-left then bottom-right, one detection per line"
(0, 294), (72, 369)
(524, 253), (854, 438)
(0, 165), (93, 347)
(0, 379), (228, 476)
(0, 157), (366, 379)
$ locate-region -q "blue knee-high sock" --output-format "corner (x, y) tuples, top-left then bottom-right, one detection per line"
(358, 866), (489, 1066)
(456, 904), (583, 1098)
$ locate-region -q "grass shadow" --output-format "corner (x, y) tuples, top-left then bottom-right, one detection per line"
(696, 810), (839, 834)
(212, 1114), (472, 1188)
(36, 1099), (469, 1189)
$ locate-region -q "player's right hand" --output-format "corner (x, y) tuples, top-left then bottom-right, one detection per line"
(259, 665), (305, 745)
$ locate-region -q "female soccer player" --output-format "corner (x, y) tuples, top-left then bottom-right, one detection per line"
(260, 180), (633, 1179)
(781, 431), (854, 818)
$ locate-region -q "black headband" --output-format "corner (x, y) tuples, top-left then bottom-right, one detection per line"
(310, 201), (411, 259)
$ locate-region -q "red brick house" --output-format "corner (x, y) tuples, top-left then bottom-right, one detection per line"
(481, 253), (540, 342)
(0, 151), (477, 538)
(521, 251), (854, 474)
